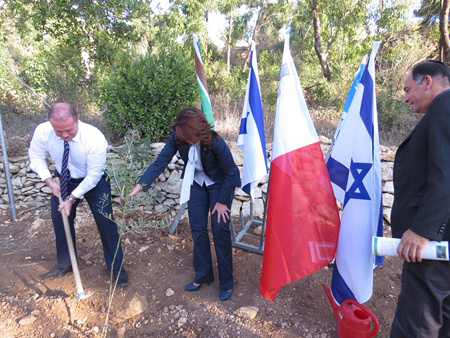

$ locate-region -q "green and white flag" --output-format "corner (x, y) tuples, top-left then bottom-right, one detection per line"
(192, 34), (215, 129)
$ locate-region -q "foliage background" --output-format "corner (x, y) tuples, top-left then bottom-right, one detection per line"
(0, 0), (442, 147)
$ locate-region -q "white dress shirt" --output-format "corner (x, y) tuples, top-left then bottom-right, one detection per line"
(192, 143), (215, 187)
(179, 143), (215, 205)
(29, 121), (108, 199)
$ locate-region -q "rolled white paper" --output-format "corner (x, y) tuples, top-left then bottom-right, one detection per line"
(372, 236), (449, 261)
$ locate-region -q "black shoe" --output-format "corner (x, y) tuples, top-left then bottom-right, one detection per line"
(113, 268), (128, 287)
(41, 266), (72, 279)
(185, 281), (211, 292)
(220, 289), (232, 301)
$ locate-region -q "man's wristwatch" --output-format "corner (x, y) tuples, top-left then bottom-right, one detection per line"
(67, 196), (75, 202)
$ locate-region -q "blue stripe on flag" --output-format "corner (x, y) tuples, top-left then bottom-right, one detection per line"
(327, 157), (349, 191)
(343, 62), (366, 114)
(375, 203), (384, 265)
(359, 70), (374, 140)
(248, 51), (268, 170)
(331, 263), (356, 304)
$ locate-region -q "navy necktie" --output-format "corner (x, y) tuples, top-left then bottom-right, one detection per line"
(60, 141), (70, 200)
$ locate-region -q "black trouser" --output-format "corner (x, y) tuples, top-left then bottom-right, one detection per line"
(390, 260), (450, 337)
(187, 182), (234, 292)
(50, 174), (124, 270)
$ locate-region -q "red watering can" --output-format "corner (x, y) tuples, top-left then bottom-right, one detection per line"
(322, 284), (380, 338)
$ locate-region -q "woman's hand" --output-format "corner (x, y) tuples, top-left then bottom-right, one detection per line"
(128, 184), (143, 198)
(211, 202), (231, 223)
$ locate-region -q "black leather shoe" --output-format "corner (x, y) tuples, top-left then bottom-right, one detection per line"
(220, 289), (232, 301)
(185, 281), (211, 292)
(113, 268), (128, 287)
(41, 266), (72, 279)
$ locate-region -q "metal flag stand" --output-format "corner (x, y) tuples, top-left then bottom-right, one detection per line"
(168, 171), (271, 255)
(169, 202), (187, 235)
(230, 196), (267, 254)
(231, 170), (271, 254)
(0, 108), (17, 220)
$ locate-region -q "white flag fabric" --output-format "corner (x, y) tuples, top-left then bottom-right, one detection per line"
(237, 41), (268, 197)
(326, 41), (383, 304)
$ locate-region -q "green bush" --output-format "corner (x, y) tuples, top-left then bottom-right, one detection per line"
(377, 91), (409, 128)
(257, 49), (282, 116)
(377, 90), (422, 146)
(20, 44), (92, 105)
(100, 40), (197, 141)
(204, 57), (247, 99)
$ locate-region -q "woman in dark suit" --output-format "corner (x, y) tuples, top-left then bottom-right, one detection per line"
(129, 108), (240, 301)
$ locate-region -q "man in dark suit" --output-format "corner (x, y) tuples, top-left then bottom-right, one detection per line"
(390, 61), (450, 337)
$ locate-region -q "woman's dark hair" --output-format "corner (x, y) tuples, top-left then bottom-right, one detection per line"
(172, 108), (219, 147)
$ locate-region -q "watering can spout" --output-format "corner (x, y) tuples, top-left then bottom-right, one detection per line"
(322, 284), (339, 319)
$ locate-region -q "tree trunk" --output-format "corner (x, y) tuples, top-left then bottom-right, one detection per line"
(440, 0), (450, 64)
(205, 9), (209, 54)
(309, 0), (332, 81)
(227, 13), (233, 73)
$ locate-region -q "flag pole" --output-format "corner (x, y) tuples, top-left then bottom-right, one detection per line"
(258, 166), (272, 250)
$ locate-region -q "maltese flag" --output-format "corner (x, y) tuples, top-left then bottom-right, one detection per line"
(260, 34), (340, 301)
(237, 41), (268, 197)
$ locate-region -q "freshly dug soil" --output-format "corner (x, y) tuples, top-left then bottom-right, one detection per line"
(0, 203), (401, 337)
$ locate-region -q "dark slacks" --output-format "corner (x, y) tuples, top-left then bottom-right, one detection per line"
(50, 174), (123, 270)
(187, 182), (234, 292)
(390, 260), (450, 338)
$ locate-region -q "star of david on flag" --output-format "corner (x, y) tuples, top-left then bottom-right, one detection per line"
(326, 41), (383, 305)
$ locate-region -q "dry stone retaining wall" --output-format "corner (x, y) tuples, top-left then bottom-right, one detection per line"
(0, 137), (397, 226)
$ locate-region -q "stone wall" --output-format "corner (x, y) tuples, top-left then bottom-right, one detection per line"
(0, 137), (397, 226)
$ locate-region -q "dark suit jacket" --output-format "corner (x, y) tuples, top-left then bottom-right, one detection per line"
(138, 131), (240, 205)
(391, 89), (450, 241)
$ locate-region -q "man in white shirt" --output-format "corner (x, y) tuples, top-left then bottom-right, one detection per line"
(29, 102), (127, 286)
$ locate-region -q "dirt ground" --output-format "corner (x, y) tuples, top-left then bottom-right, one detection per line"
(0, 201), (402, 338)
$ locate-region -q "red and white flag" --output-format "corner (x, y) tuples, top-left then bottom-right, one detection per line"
(260, 35), (340, 301)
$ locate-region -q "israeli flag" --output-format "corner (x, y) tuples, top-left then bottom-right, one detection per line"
(326, 41), (383, 304)
(237, 41), (268, 197)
